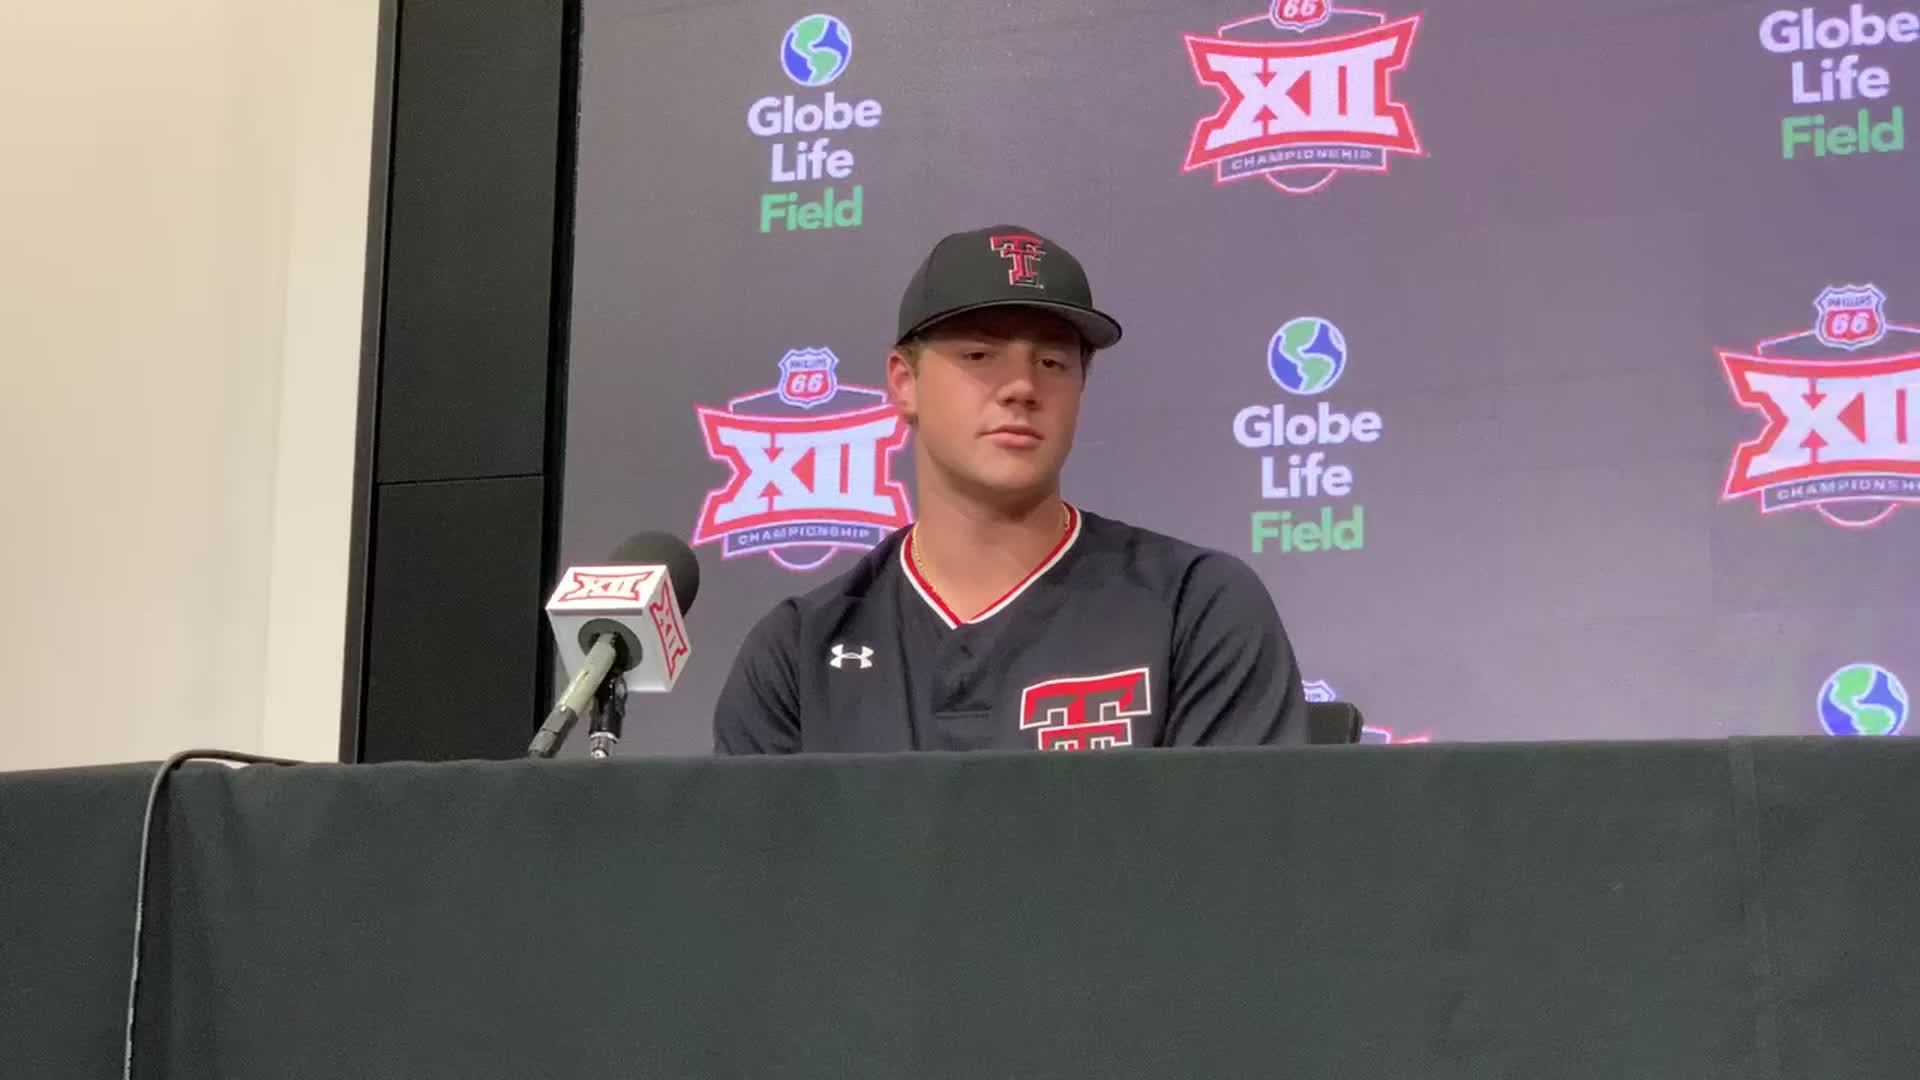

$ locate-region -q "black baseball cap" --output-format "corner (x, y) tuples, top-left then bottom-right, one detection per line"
(895, 225), (1123, 351)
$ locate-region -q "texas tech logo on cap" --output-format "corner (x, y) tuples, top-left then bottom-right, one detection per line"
(1019, 667), (1152, 751)
(989, 233), (1047, 288)
(1182, 2), (1422, 196)
(694, 348), (912, 572)
(1719, 284), (1920, 529)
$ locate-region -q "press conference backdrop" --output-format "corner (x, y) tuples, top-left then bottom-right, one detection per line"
(560, 0), (1920, 754)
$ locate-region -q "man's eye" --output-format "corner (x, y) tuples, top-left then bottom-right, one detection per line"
(965, 351), (989, 361)
(1042, 357), (1067, 370)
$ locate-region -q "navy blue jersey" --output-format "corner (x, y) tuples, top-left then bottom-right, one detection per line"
(713, 506), (1308, 753)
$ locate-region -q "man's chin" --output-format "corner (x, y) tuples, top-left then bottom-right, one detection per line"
(964, 465), (1063, 506)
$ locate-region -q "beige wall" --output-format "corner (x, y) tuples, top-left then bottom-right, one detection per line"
(0, 2), (379, 770)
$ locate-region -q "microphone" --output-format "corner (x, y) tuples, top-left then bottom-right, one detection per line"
(526, 531), (701, 759)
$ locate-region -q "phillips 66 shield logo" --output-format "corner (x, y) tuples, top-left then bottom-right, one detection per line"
(1811, 285), (1887, 350)
(694, 347), (912, 571)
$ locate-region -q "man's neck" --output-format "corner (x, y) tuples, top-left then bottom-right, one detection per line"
(910, 487), (1069, 622)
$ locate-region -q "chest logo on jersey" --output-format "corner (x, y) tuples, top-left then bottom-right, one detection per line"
(1019, 667), (1152, 751)
(828, 643), (873, 669)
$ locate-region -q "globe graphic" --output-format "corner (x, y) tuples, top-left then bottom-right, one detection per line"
(1818, 663), (1910, 736)
(1267, 317), (1347, 395)
(781, 15), (852, 87)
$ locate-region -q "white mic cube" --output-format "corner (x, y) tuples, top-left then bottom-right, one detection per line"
(544, 565), (692, 692)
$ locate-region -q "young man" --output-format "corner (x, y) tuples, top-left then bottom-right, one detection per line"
(713, 225), (1309, 752)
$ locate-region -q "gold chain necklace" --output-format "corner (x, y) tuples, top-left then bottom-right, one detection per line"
(911, 503), (1071, 580)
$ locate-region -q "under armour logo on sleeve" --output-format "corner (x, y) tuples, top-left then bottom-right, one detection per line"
(829, 643), (874, 670)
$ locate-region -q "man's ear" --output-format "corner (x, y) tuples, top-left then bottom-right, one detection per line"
(886, 350), (918, 424)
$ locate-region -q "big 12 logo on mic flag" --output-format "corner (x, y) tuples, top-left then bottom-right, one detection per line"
(553, 567), (659, 604)
(693, 347), (912, 571)
(1183, 1), (1423, 196)
(1719, 284), (1920, 528)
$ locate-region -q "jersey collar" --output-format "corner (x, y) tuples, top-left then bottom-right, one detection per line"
(901, 504), (1083, 629)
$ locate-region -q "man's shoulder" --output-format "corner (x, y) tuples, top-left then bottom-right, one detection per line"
(740, 527), (908, 647)
(1074, 509), (1259, 593)
(1074, 509), (1286, 655)
(793, 526), (908, 609)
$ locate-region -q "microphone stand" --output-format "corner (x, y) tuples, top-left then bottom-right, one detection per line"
(587, 673), (627, 759)
(528, 636), (622, 759)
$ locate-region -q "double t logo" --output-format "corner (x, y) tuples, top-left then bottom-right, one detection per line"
(1018, 668), (1152, 751)
(989, 233), (1047, 288)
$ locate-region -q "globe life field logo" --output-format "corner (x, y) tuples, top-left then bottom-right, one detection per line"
(751, 14), (879, 234)
(1760, 4), (1914, 160)
(781, 15), (850, 86)
(1818, 662), (1910, 735)
(1236, 316), (1383, 554)
(1268, 315), (1346, 393)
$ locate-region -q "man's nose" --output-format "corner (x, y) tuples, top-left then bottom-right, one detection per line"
(997, 362), (1038, 404)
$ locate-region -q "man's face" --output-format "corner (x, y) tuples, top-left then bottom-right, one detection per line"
(887, 308), (1087, 508)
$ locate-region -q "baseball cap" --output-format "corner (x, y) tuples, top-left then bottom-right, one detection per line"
(895, 225), (1123, 351)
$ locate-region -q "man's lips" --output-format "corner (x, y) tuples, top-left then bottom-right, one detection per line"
(984, 424), (1043, 447)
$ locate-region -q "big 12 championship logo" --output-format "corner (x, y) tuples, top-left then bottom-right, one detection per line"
(1183, 1), (1423, 196)
(1720, 285), (1920, 528)
(693, 348), (912, 571)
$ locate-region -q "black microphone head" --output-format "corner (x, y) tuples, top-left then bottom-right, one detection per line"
(606, 530), (700, 614)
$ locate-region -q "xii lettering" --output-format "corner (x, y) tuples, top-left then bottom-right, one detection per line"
(557, 571), (654, 602)
(692, 403), (910, 537)
(1722, 352), (1920, 494)
(1184, 18), (1420, 168)
(648, 595), (690, 679)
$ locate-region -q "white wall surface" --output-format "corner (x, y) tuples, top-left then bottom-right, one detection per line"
(0, 1), (379, 770)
